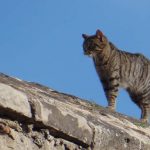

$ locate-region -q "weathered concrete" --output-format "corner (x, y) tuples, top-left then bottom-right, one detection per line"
(0, 73), (150, 150)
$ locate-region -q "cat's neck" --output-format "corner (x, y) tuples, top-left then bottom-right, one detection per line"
(93, 43), (112, 66)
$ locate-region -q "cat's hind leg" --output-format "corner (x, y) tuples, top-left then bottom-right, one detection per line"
(140, 103), (150, 123)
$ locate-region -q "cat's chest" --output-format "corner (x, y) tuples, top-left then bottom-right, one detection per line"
(95, 64), (111, 79)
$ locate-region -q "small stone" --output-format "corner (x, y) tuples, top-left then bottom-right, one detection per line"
(47, 135), (54, 142)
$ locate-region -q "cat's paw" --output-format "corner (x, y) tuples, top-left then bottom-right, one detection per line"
(106, 106), (115, 111)
(140, 118), (149, 124)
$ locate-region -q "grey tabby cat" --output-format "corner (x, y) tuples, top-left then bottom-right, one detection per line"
(82, 29), (150, 123)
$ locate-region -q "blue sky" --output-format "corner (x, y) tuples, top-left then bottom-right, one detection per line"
(0, 0), (150, 119)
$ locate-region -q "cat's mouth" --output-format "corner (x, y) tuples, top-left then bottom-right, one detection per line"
(84, 50), (91, 55)
(84, 50), (94, 57)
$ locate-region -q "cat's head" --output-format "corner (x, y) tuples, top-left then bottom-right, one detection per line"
(82, 30), (108, 57)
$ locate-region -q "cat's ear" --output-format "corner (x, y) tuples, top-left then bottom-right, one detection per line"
(82, 34), (89, 39)
(96, 29), (103, 40)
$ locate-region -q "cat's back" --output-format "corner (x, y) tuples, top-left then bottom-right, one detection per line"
(118, 50), (150, 89)
(118, 49), (150, 66)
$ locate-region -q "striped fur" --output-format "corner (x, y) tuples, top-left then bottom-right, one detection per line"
(82, 30), (150, 123)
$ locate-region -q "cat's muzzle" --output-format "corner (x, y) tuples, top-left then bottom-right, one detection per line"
(84, 50), (92, 55)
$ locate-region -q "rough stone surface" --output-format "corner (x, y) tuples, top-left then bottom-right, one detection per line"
(0, 73), (150, 150)
(0, 83), (32, 118)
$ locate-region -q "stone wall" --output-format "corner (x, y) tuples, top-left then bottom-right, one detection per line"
(0, 73), (150, 150)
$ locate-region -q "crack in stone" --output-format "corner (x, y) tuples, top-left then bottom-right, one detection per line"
(0, 105), (89, 149)
(87, 122), (96, 150)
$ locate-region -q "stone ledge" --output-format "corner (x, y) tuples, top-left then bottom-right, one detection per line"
(0, 73), (149, 150)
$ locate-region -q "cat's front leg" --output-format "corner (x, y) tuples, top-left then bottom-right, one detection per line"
(106, 90), (119, 111)
(102, 76), (120, 111)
